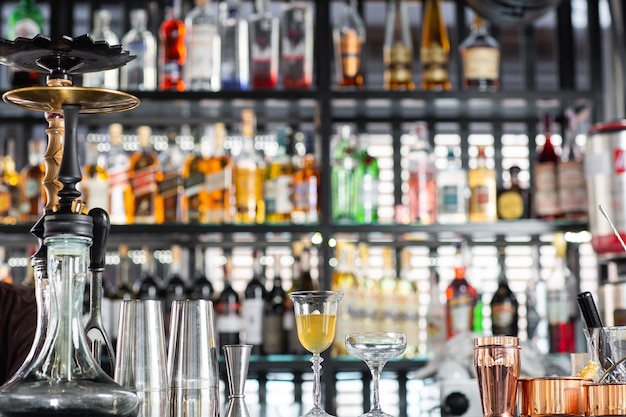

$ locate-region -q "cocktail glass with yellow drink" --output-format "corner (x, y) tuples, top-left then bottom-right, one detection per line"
(290, 290), (343, 417)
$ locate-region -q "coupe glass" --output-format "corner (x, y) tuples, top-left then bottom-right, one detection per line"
(290, 290), (343, 417)
(345, 332), (407, 417)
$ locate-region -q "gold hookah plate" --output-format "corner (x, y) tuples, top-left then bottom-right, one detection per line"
(2, 86), (140, 114)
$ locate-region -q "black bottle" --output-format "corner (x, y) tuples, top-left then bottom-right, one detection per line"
(263, 255), (286, 355)
(243, 250), (267, 354)
(189, 246), (214, 300)
(216, 256), (241, 349)
(133, 246), (165, 300)
(490, 249), (519, 336)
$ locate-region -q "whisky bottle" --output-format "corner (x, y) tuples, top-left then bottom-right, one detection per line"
(81, 140), (110, 212)
(437, 147), (468, 224)
(234, 110), (265, 224)
(185, 0), (221, 91)
(468, 146), (497, 222)
(120, 9), (157, 91)
(18, 139), (45, 223)
(291, 132), (320, 224)
(250, 0), (280, 89)
(406, 122), (437, 224)
(156, 128), (187, 223)
(243, 250), (266, 353)
(1, 139), (20, 223)
(445, 250), (477, 338)
(107, 123), (132, 225)
(219, 0), (250, 90)
(129, 126), (159, 223)
(383, 0), (414, 90)
(205, 123), (234, 223)
(333, 0), (366, 88)
(534, 113), (560, 220)
(421, 0), (451, 91)
(331, 125), (359, 223)
(281, 1), (314, 89)
(497, 165), (530, 220)
(159, 0), (186, 91)
(265, 128), (293, 223)
(83, 9), (120, 89)
(182, 129), (209, 223)
(8, 0), (44, 87)
(459, 14), (500, 92)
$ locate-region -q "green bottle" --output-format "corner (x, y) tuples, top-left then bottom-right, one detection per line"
(331, 125), (360, 223)
(356, 134), (379, 224)
(8, 0), (44, 87)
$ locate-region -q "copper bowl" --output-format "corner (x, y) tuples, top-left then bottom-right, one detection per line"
(586, 382), (626, 416)
(518, 377), (586, 417)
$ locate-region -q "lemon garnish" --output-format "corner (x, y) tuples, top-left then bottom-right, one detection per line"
(575, 360), (600, 379)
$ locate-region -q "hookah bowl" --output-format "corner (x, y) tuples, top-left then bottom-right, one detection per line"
(0, 35), (140, 417)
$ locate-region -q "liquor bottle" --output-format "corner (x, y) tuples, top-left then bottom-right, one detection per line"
(205, 123), (234, 223)
(265, 128), (293, 223)
(496, 165), (530, 220)
(107, 123), (132, 225)
(129, 125), (159, 224)
(546, 237), (576, 354)
(219, 0), (250, 90)
(263, 255), (286, 354)
(108, 244), (135, 343)
(534, 113), (560, 220)
(425, 261), (446, 355)
(291, 132), (320, 224)
(468, 146), (497, 222)
(159, 0), (186, 91)
(473, 290), (484, 333)
(249, 0), (280, 89)
(234, 109), (265, 224)
(156, 128), (187, 223)
(333, 0), (366, 88)
(216, 256), (241, 349)
(243, 250), (266, 354)
(356, 134), (379, 224)
(459, 14), (500, 92)
(383, 0), (414, 90)
(189, 246), (214, 300)
(163, 245), (189, 330)
(120, 9), (158, 91)
(133, 247), (165, 300)
(81, 140), (110, 212)
(406, 122), (437, 224)
(558, 109), (588, 220)
(331, 241), (359, 354)
(1, 139), (20, 223)
(83, 9), (120, 89)
(421, 0), (451, 91)
(185, 0), (221, 91)
(437, 147), (468, 224)
(8, 0), (44, 87)
(490, 248), (519, 336)
(284, 242), (305, 354)
(18, 139), (45, 223)
(299, 245), (317, 291)
(331, 125), (359, 223)
(445, 248), (477, 338)
(281, 1), (314, 89)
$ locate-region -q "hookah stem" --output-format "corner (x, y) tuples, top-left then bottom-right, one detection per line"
(59, 254), (74, 380)
(311, 353), (323, 408)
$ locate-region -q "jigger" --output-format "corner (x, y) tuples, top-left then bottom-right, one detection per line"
(223, 344), (252, 417)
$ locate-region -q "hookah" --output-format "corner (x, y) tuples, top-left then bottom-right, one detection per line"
(0, 35), (140, 417)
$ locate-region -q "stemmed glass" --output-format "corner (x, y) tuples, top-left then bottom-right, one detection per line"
(345, 332), (407, 417)
(290, 290), (343, 417)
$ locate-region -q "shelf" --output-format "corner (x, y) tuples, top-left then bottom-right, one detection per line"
(0, 89), (597, 125)
(0, 219), (588, 248)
